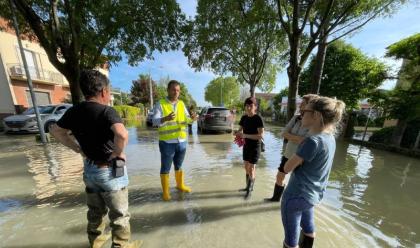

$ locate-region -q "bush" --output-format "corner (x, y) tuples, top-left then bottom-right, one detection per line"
(369, 126), (394, 144)
(373, 116), (385, 127)
(401, 118), (420, 148)
(368, 118), (420, 148)
(113, 105), (140, 119)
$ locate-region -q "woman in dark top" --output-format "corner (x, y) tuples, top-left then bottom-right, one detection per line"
(236, 97), (264, 199)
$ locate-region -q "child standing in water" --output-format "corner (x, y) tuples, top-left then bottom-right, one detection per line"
(236, 97), (264, 199)
(280, 96), (345, 248)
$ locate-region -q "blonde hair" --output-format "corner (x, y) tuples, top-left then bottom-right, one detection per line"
(309, 96), (346, 133)
(302, 94), (319, 104)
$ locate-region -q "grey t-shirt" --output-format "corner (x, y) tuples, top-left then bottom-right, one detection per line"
(282, 133), (336, 205)
(282, 115), (309, 158)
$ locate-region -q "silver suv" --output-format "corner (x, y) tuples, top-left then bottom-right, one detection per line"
(198, 107), (234, 133)
(3, 104), (72, 133)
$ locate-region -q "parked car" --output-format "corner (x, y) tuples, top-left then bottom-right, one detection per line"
(3, 104), (72, 133)
(197, 107), (233, 133)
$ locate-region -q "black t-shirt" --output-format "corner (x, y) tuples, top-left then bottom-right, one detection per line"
(57, 101), (123, 162)
(239, 114), (264, 145)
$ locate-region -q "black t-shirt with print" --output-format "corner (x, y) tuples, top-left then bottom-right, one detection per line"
(57, 101), (123, 162)
(239, 114), (264, 145)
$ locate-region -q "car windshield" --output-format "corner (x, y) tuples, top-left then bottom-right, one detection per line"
(22, 106), (56, 115)
(207, 108), (230, 115)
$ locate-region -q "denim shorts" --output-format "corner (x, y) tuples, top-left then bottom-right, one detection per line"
(281, 196), (315, 247)
(159, 141), (187, 174)
(83, 159), (129, 193)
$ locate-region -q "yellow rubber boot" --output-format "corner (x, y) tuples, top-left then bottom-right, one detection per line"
(175, 170), (191, 193)
(160, 174), (171, 201)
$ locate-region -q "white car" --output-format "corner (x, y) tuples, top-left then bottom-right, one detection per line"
(3, 104), (72, 133)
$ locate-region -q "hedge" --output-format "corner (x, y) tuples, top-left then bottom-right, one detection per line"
(113, 105), (141, 119)
(369, 118), (420, 148)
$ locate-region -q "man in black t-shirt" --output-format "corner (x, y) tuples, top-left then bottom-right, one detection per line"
(51, 70), (142, 248)
(236, 97), (264, 199)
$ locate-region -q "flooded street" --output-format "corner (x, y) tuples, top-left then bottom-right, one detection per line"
(0, 123), (420, 247)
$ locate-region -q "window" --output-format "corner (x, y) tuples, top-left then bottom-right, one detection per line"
(26, 91), (51, 106)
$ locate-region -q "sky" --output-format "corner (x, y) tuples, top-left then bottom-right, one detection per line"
(109, 1), (420, 106)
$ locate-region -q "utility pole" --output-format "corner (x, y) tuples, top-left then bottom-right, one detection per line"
(9, 0), (46, 143)
(149, 70), (153, 110)
(220, 79), (223, 106)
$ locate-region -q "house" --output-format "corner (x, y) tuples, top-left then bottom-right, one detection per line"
(0, 18), (110, 123)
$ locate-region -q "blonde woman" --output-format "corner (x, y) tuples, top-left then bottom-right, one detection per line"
(280, 97), (345, 248)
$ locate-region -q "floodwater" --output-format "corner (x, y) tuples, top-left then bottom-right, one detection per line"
(0, 122), (419, 248)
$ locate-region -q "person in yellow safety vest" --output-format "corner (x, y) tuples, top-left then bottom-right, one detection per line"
(152, 80), (198, 201)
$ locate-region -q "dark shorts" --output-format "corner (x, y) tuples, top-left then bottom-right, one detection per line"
(278, 156), (289, 172)
(243, 142), (261, 164)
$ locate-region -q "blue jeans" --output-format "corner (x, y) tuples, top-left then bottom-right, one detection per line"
(281, 196), (315, 247)
(159, 141), (187, 174)
(83, 159), (129, 192)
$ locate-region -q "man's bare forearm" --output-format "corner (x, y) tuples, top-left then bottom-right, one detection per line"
(55, 133), (81, 154)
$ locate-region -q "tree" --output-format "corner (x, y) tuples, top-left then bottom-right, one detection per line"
(1, 0), (186, 104)
(299, 40), (387, 109)
(183, 0), (288, 97)
(113, 91), (131, 106)
(204, 76), (240, 107)
(130, 74), (158, 107)
(154, 77), (197, 108)
(273, 87), (288, 108)
(179, 83), (197, 108)
(274, 0), (404, 120)
(384, 33), (420, 146)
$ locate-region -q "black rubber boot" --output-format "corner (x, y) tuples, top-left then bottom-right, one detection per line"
(264, 184), (284, 202)
(244, 178), (254, 199)
(299, 232), (314, 248)
(239, 174), (249, 191)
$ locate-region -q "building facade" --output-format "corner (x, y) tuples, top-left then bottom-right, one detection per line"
(0, 18), (110, 123)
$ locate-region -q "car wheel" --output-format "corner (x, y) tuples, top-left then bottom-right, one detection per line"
(226, 129), (233, 133)
(44, 121), (56, 133)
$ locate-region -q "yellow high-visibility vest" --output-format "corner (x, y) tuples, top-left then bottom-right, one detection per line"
(158, 99), (190, 141)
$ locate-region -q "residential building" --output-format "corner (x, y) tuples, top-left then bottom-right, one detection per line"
(0, 18), (110, 123)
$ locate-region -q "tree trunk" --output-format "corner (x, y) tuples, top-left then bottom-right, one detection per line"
(286, 31), (301, 122)
(63, 68), (83, 104)
(249, 83), (256, 97)
(391, 119), (408, 147)
(310, 33), (329, 94)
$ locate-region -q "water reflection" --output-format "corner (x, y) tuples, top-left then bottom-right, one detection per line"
(0, 125), (420, 247)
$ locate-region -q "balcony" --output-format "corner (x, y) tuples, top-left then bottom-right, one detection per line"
(7, 63), (65, 85)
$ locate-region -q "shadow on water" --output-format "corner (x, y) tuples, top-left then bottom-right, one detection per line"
(65, 200), (279, 235)
(0, 188), (249, 211)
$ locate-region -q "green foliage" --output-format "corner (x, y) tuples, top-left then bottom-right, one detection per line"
(258, 98), (271, 117)
(275, 0), (404, 119)
(113, 91), (131, 106)
(155, 81), (196, 108)
(369, 126), (394, 144)
(130, 74), (158, 107)
(369, 118), (420, 148)
(183, 0), (287, 96)
(113, 105), (141, 119)
(300, 40), (387, 109)
(0, 0), (186, 103)
(273, 87), (288, 108)
(179, 83), (196, 108)
(384, 33), (420, 121)
(204, 77), (240, 107)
